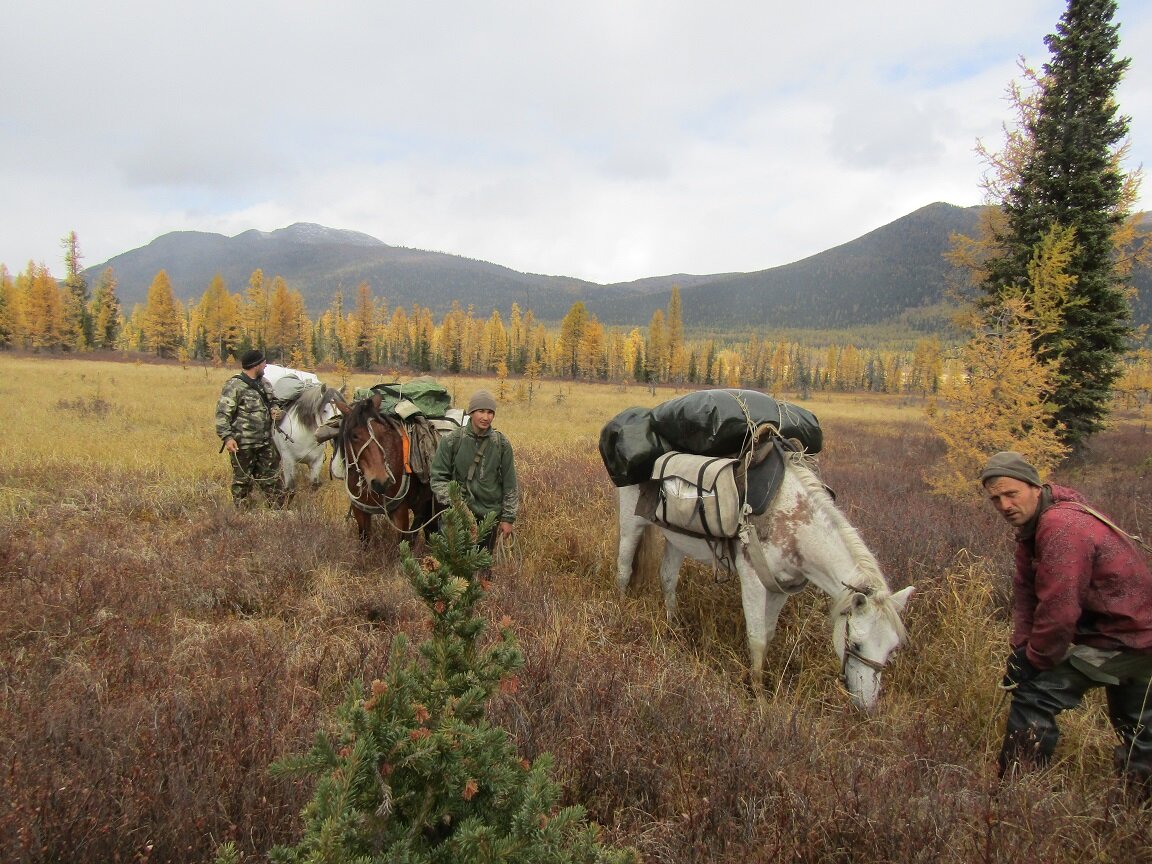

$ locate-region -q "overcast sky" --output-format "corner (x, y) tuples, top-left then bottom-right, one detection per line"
(2, 1), (1149, 285)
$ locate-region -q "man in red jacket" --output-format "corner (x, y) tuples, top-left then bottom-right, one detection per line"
(981, 452), (1152, 794)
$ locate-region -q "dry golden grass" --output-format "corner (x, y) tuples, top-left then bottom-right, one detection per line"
(3, 353), (1152, 863)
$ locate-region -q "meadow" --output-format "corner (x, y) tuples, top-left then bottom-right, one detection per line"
(1, 353), (1151, 863)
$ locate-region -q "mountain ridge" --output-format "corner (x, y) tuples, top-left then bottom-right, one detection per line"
(82, 203), (1150, 331)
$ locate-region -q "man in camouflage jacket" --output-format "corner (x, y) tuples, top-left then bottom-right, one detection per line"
(981, 451), (1152, 796)
(215, 349), (284, 508)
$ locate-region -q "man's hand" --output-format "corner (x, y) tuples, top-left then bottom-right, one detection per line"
(224, 438), (239, 454)
(1001, 646), (1039, 689)
(271, 407), (284, 422)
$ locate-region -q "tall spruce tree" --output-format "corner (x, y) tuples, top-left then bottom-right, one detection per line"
(982, 0), (1134, 448)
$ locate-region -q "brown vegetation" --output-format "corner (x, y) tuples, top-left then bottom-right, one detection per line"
(2, 356), (1151, 862)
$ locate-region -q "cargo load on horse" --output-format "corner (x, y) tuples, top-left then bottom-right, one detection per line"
(599, 389), (820, 539)
(599, 388), (821, 489)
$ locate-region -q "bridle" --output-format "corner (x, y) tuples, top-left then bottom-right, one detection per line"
(340, 407), (440, 537)
(342, 412), (408, 515)
(838, 582), (890, 684)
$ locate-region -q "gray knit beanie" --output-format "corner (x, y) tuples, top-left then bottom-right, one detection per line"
(466, 389), (498, 414)
(979, 451), (1042, 487)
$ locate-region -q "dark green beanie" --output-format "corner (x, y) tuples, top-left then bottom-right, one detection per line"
(979, 451), (1042, 487)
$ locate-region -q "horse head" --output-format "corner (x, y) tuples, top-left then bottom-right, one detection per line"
(832, 583), (914, 711)
(336, 395), (406, 502)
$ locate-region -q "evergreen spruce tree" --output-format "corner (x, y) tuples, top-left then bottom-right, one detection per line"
(981, 0), (1135, 448)
(247, 486), (636, 864)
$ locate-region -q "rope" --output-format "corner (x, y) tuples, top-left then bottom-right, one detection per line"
(228, 448), (281, 483)
(493, 530), (523, 570)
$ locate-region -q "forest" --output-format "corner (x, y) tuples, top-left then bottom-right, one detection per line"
(3, 255), (1152, 406)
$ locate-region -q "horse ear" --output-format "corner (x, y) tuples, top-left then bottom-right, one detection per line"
(890, 586), (914, 613)
(336, 400), (351, 417)
(851, 592), (868, 611)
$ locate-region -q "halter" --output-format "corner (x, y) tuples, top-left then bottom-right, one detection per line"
(343, 412), (407, 515)
(838, 582), (889, 684)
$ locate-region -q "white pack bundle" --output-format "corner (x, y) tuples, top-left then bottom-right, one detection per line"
(651, 452), (744, 538)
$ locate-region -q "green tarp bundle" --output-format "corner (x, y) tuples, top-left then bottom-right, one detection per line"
(353, 377), (453, 419)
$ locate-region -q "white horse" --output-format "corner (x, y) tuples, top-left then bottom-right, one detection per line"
(615, 450), (913, 710)
(273, 382), (343, 494)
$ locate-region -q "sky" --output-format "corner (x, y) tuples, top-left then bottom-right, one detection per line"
(2, 1), (1150, 286)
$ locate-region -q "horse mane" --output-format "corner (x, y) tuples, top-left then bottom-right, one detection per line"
(784, 451), (891, 600)
(288, 384), (328, 432)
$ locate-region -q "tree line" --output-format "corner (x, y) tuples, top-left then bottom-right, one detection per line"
(3, 243), (1150, 408)
(0, 242), (960, 396)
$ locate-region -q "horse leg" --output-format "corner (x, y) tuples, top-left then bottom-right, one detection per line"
(394, 501), (416, 556)
(353, 508), (372, 545)
(737, 556), (789, 703)
(306, 450), (325, 489)
(658, 543), (687, 623)
(275, 438), (297, 496)
(615, 485), (649, 592)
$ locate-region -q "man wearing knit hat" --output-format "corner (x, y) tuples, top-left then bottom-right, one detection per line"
(981, 451), (1152, 795)
(430, 389), (518, 564)
(214, 349), (285, 508)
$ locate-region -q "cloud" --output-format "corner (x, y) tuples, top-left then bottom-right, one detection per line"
(0, 0), (1147, 284)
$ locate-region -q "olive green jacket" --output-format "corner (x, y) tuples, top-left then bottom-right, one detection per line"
(429, 426), (518, 523)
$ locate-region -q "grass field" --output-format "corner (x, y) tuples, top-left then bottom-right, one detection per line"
(2, 353), (1151, 863)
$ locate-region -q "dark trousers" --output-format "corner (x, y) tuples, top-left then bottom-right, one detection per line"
(1000, 651), (1152, 790)
(229, 444), (284, 507)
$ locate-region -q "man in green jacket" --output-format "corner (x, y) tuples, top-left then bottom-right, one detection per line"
(429, 389), (518, 554)
(214, 349), (285, 509)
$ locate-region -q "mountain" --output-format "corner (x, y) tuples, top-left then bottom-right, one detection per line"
(83, 204), (1150, 331)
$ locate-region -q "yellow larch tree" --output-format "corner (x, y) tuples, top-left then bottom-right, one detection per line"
(23, 262), (69, 351)
(557, 301), (589, 378)
(925, 224), (1076, 498)
(197, 274), (239, 361)
(141, 270), (185, 358)
(244, 269), (269, 350)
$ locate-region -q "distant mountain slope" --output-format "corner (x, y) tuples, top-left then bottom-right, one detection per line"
(589, 203), (982, 329)
(83, 206), (1150, 331)
(88, 223), (619, 320)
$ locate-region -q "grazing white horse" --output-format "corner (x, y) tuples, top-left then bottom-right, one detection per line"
(274, 383), (344, 494)
(615, 450), (913, 710)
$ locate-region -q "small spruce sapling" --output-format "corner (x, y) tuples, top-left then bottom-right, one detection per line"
(254, 483), (636, 864)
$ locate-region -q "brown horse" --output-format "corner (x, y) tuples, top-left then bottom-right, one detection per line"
(334, 393), (441, 549)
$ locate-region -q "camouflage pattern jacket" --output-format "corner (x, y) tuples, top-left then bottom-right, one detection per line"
(1013, 483), (1152, 668)
(215, 374), (276, 448)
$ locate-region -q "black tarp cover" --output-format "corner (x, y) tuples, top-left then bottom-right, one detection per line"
(599, 389), (822, 487)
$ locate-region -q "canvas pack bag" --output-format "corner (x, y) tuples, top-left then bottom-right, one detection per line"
(652, 452), (744, 538)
